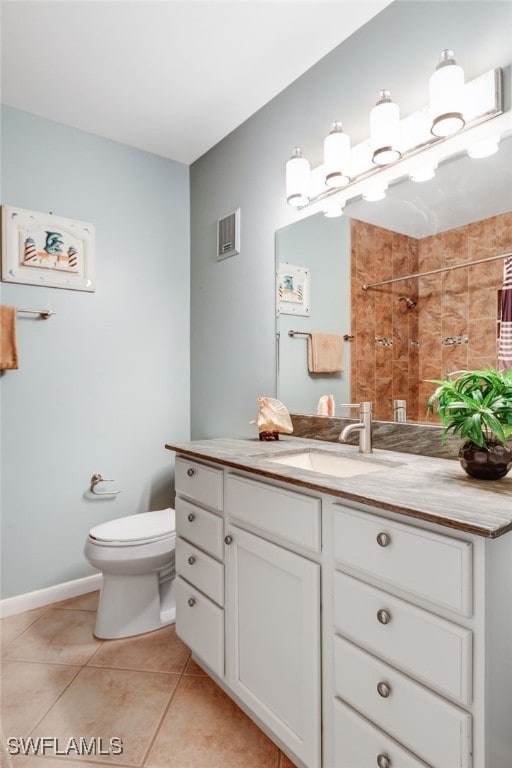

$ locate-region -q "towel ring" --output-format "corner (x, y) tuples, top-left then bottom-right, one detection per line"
(90, 473), (121, 496)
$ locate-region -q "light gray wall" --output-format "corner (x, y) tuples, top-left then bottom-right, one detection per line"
(275, 214), (351, 414)
(190, 0), (512, 440)
(0, 106), (190, 599)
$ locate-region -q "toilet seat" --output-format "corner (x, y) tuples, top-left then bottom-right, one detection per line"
(89, 508), (176, 546)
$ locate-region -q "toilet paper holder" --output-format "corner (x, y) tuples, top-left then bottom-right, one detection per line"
(90, 473), (121, 496)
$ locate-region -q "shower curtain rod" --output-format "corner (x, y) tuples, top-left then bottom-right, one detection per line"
(362, 251), (512, 291)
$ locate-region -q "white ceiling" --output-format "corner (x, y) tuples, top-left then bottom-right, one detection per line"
(0, 0), (392, 165)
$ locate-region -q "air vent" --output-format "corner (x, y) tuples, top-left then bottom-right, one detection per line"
(217, 208), (240, 260)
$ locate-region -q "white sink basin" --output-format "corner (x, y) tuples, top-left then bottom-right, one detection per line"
(267, 450), (389, 478)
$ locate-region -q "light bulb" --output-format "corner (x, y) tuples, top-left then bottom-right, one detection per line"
(410, 162), (438, 182)
(370, 90), (402, 165)
(430, 50), (465, 137)
(323, 203), (344, 218)
(324, 122), (351, 188)
(467, 137), (500, 159)
(362, 182), (387, 202)
(286, 147), (310, 207)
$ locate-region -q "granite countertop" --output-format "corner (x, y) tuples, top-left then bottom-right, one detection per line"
(165, 437), (512, 539)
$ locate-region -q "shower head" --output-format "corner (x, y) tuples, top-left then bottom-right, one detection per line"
(399, 296), (417, 309)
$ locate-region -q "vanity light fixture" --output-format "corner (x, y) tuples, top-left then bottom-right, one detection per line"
(409, 161), (438, 182)
(324, 121), (351, 187)
(467, 136), (500, 159)
(370, 90), (402, 165)
(429, 49), (465, 137)
(362, 182), (387, 202)
(284, 62), (504, 214)
(286, 147), (310, 207)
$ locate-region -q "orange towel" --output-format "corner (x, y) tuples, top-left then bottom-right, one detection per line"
(307, 333), (343, 373)
(0, 305), (19, 370)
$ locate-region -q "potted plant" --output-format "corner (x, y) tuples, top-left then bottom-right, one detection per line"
(427, 368), (512, 479)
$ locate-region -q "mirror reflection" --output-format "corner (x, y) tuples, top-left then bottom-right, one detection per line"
(275, 134), (512, 422)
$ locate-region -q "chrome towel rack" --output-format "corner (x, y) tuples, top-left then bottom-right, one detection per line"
(288, 330), (354, 341)
(17, 308), (55, 319)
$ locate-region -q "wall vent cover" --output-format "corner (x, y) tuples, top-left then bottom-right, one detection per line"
(217, 208), (240, 260)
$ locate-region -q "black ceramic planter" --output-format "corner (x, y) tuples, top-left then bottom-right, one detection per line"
(458, 440), (512, 480)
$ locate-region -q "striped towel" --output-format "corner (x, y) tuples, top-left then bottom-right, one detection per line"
(498, 256), (512, 371)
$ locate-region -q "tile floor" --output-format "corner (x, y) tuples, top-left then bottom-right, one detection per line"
(1, 592), (297, 768)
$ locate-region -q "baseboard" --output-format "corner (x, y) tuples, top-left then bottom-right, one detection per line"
(0, 573), (102, 618)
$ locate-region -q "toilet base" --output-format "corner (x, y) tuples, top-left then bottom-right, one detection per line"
(94, 572), (176, 639)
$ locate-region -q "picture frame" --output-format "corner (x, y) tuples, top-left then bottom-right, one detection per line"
(1, 205), (95, 292)
(276, 262), (310, 316)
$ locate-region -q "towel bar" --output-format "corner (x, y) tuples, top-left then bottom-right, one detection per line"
(288, 330), (354, 341)
(17, 309), (55, 319)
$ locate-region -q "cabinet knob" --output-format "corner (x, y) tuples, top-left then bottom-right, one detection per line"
(188, 556), (196, 565)
(187, 468), (195, 477)
(376, 532), (391, 547)
(187, 513), (195, 522)
(224, 535), (233, 545)
(377, 754), (391, 768)
(377, 609), (392, 625)
(377, 681), (392, 698)
(187, 597), (196, 607)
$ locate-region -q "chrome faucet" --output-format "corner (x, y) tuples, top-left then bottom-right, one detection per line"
(338, 402), (373, 453)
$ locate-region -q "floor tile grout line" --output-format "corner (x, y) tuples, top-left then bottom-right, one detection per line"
(23, 663), (84, 741)
(138, 650), (193, 768)
(1, 657), (88, 668)
(0, 605), (54, 653)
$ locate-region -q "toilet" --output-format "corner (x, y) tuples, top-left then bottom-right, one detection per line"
(84, 508), (176, 639)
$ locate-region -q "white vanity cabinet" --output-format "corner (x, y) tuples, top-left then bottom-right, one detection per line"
(224, 473), (322, 768)
(171, 448), (512, 768)
(174, 456), (225, 677)
(327, 500), (512, 768)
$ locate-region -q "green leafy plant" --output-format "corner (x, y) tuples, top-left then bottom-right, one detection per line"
(426, 368), (512, 448)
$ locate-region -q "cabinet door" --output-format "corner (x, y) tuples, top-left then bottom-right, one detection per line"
(225, 525), (321, 768)
(175, 577), (224, 678)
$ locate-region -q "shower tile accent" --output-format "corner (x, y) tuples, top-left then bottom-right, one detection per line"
(351, 211), (512, 422)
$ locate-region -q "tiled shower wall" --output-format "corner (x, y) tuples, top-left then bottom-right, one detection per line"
(351, 219), (419, 421)
(351, 211), (512, 422)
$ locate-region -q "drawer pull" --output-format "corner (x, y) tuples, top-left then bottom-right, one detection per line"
(377, 681), (392, 698)
(187, 513), (195, 522)
(187, 468), (195, 477)
(188, 556), (196, 565)
(224, 535), (233, 545)
(377, 754), (391, 768)
(187, 597), (196, 607)
(377, 609), (392, 625)
(376, 532), (391, 547)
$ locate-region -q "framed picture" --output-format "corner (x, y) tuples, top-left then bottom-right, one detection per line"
(1, 205), (95, 292)
(276, 262), (310, 316)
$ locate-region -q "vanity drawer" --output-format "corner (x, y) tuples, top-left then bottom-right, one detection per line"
(176, 536), (224, 606)
(225, 473), (321, 553)
(333, 570), (472, 705)
(334, 635), (472, 768)
(333, 505), (472, 616)
(176, 577), (224, 678)
(175, 456), (223, 510)
(176, 498), (224, 559)
(333, 698), (429, 768)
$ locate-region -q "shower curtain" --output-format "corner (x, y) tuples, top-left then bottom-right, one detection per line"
(498, 256), (512, 371)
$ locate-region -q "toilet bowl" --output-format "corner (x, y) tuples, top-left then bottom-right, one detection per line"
(84, 508), (176, 639)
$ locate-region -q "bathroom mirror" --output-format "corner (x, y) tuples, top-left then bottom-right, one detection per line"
(275, 132), (512, 422)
